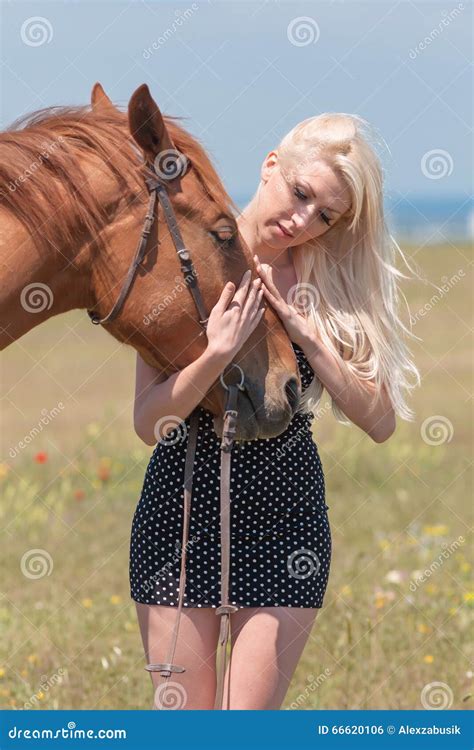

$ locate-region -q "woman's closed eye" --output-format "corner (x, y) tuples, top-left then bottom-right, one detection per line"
(293, 186), (331, 226)
(293, 186), (308, 201)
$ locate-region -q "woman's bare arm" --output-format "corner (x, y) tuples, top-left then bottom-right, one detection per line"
(133, 348), (229, 446)
(302, 333), (396, 443)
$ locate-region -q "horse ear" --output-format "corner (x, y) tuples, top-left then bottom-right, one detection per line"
(128, 84), (175, 161)
(91, 82), (117, 113)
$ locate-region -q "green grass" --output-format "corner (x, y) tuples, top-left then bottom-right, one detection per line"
(1, 242), (472, 710)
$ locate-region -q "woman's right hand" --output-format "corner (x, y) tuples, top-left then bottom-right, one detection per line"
(205, 269), (265, 367)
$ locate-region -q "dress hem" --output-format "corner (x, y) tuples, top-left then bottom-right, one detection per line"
(131, 597), (324, 609)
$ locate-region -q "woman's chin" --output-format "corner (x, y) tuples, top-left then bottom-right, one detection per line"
(264, 230), (287, 247)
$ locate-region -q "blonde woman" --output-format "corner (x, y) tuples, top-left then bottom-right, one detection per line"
(131, 113), (419, 710)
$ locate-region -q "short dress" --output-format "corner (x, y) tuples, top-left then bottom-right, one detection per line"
(129, 342), (332, 608)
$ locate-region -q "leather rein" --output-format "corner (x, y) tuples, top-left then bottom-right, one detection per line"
(87, 156), (244, 710)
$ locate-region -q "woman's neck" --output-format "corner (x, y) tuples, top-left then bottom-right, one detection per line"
(237, 201), (293, 269)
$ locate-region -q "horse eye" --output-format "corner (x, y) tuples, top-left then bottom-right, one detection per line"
(210, 225), (235, 243)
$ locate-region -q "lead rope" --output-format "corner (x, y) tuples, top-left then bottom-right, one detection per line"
(144, 409), (199, 708)
(214, 383), (240, 710)
(145, 383), (240, 710)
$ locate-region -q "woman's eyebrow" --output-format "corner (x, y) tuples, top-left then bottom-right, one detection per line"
(300, 179), (342, 214)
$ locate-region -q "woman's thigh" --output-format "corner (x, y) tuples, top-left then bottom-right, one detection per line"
(223, 606), (319, 710)
(135, 602), (221, 710)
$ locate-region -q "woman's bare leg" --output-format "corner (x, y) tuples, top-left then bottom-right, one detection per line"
(222, 606), (319, 710)
(135, 602), (220, 710)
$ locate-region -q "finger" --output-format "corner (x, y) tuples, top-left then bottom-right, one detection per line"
(260, 283), (280, 308)
(250, 293), (265, 318)
(258, 266), (282, 300)
(241, 279), (262, 318)
(246, 289), (264, 322)
(253, 262), (283, 303)
(232, 269), (253, 306)
(249, 306), (266, 328)
(239, 269), (253, 288)
(213, 281), (236, 314)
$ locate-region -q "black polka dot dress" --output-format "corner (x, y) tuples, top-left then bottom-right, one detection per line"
(129, 342), (332, 608)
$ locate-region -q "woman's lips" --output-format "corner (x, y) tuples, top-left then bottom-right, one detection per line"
(276, 222), (293, 238)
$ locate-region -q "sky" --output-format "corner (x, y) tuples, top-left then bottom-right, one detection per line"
(1, 0), (472, 206)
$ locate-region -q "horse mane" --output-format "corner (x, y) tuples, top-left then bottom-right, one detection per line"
(0, 104), (237, 257)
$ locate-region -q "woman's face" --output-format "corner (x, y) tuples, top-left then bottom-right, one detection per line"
(257, 151), (352, 248)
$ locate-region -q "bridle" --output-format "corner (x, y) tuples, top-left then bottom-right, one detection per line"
(87, 153), (244, 710)
(86, 160), (209, 329)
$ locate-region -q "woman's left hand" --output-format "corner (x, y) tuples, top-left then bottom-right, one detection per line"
(253, 254), (314, 348)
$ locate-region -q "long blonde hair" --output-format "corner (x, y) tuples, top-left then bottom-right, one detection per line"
(273, 113), (421, 425)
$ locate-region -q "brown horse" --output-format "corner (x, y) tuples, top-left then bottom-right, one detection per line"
(0, 83), (300, 439)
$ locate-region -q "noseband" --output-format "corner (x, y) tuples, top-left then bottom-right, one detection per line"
(87, 155), (244, 710)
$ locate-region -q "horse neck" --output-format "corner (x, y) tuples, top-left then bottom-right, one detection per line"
(0, 209), (91, 349)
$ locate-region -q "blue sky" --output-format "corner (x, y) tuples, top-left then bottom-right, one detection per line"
(1, 0), (472, 204)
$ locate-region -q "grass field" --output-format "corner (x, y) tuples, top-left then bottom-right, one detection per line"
(1, 242), (472, 710)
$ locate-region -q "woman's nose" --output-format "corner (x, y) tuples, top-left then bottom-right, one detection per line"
(291, 213), (307, 233)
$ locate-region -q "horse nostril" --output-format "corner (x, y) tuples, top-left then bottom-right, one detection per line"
(284, 376), (300, 415)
